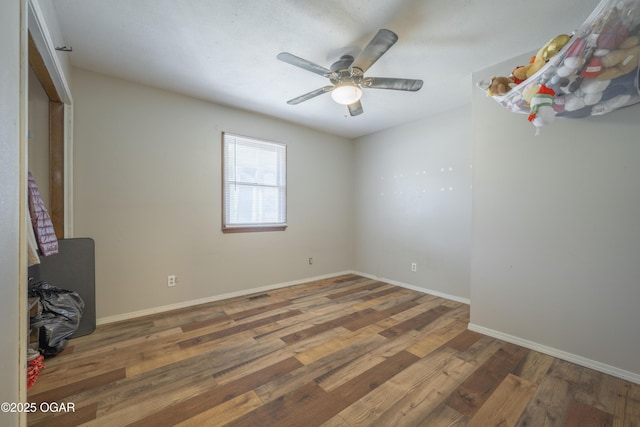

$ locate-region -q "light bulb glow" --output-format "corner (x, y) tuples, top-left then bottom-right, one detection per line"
(331, 84), (362, 105)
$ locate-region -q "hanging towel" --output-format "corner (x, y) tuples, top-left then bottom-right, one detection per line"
(27, 172), (59, 256)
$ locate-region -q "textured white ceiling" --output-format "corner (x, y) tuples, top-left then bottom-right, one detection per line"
(52, 0), (601, 138)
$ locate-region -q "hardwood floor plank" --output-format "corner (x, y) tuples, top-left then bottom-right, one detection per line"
(151, 305), (228, 329)
(252, 300), (353, 342)
(215, 327), (352, 386)
(616, 382), (640, 427)
(126, 332), (260, 377)
(36, 336), (255, 422)
(406, 319), (468, 358)
(208, 338), (289, 379)
(28, 402), (97, 427)
(280, 309), (375, 345)
(225, 381), (342, 427)
(349, 287), (417, 312)
(294, 324), (384, 365)
(175, 390), (263, 426)
(88, 375), (219, 425)
(33, 316), (253, 391)
(515, 359), (576, 427)
(315, 319), (456, 392)
(512, 349), (555, 384)
(379, 304), (453, 338)
(326, 280), (388, 300)
(372, 298), (445, 329)
(563, 399), (613, 427)
(369, 354), (476, 427)
(255, 332), (387, 403)
(178, 309), (303, 349)
(320, 414), (352, 427)
(416, 403), (468, 427)
(272, 349), (422, 426)
(28, 368), (126, 405)
(466, 373), (537, 427)
(127, 357), (302, 426)
(228, 300), (293, 321)
(286, 277), (376, 304)
(444, 329), (484, 352)
(179, 312), (232, 333)
(281, 301), (417, 344)
(336, 346), (461, 426)
(331, 350), (421, 404)
(454, 335), (503, 365)
(26, 276), (640, 427)
(37, 327), (184, 370)
(93, 362), (220, 419)
(341, 300), (420, 331)
(445, 342), (528, 417)
(572, 366), (622, 416)
(359, 285), (409, 301)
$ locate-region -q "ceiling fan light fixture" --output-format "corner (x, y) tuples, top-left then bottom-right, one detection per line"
(331, 84), (362, 105)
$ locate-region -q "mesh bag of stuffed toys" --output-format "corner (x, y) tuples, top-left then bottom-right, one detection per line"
(482, 0), (640, 134)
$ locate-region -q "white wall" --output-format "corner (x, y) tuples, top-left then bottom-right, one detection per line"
(471, 58), (640, 381)
(353, 107), (472, 301)
(0, 0), (24, 425)
(72, 68), (355, 320)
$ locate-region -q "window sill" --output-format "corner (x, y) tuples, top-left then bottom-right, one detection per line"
(222, 225), (288, 234)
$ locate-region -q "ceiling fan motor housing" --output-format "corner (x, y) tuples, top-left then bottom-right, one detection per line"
(329, 55), (364, 86)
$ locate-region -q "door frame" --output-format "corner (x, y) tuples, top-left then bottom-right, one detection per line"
(27, 0), (73, 238)
(20, 0), (73, 417)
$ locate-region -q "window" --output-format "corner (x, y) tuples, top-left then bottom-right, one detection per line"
(222, 132), (287, 233)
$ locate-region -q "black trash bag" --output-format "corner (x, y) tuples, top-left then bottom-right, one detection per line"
(28, 281), (84, 357)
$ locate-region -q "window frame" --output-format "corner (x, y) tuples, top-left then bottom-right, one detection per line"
(221, 132), (287, 234)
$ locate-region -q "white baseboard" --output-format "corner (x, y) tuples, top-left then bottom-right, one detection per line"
(468, 323), (640, 385)
(353, 271), (470, 305)
(96, 271), (354, 325)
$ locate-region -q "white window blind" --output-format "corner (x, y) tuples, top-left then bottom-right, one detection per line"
(222, 133), (287, 232)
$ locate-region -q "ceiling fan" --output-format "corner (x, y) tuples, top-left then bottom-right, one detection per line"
(277, 29), (423, 116)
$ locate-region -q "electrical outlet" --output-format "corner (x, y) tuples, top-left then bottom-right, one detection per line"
(411, 263), (417, 272)
(308, 257), (313, 265)
(168, 275), (176, 287)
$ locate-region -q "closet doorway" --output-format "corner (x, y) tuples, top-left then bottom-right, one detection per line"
(27, 31), (67, 238)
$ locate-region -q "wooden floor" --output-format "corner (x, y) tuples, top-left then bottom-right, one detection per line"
(28, 274), (640, 426)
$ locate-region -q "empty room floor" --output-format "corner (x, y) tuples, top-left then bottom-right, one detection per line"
(27, 274), (640, 426)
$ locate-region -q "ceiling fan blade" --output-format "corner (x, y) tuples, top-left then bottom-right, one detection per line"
(350, 29), (398, 73)
(362, 77), (423, 91)
(348, 101), (363, 116)
(277, 52), (331, 77)
(286, 86), (334, 105)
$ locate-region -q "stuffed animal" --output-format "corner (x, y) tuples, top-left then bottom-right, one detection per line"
(597, 35), (639, 80)
(528, 84), (557, 134)
(563, 79), (611, 112)
(513, 34), (572, 81)
(487, 76), (516, 96)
